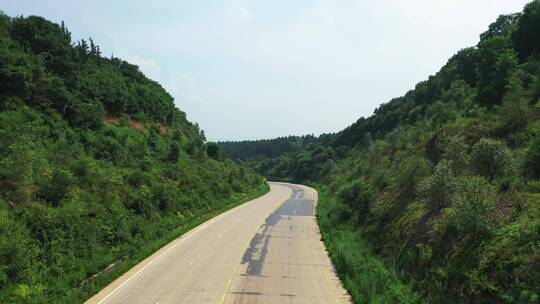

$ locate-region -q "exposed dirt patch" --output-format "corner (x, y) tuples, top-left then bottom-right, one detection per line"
(130, 120), (146, 131)
(105, 114), (120, 125)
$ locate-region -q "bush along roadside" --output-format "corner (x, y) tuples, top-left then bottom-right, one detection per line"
(316, 187), (421, 304)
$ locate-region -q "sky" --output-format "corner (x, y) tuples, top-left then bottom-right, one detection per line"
(0, 0), (531, 141)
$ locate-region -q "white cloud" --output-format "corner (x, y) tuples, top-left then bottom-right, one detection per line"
(224, 0), (252, 23)
(165, 72), (205, 108)
(109, 37), (161, 80)
(123, 54), (161, 79)
(313, 0), (339, 30)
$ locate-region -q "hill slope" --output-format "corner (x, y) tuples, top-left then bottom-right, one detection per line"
(220, 2), (540, 303)
(0, 13), (265, 303)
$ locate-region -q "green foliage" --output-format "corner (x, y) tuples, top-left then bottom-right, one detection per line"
(472, 211), (540, 302)
(441, 177), (498, 235)
(0, 140), (42, 205)
(337, 179), (374, 224)
(512, 0), (540, 60)
(497, 69), (535, 134)
(480, 13), (521, 42)
(441, 135), (469, 174)
(418, 160), (458, 211)
(66, 100), (105, 129)
(167, 142), (181, 162)
(394, 155), (431, 199)
(317, 189), (420, 304)
(525, 134), (540, 178)
(37, 169), (74, 207)
(219, 135), (318, 161)
(221, 3), (540, 303)
(206, 142), (222, 160)
(476, 36), (519, 105)
(0, 14), (265, 303)
(471, 138), (514, 180)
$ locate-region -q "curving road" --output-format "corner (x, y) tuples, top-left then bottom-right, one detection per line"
(86, 182), (351, 304)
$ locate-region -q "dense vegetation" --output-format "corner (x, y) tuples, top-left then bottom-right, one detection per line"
(0, 13), (265, 303)
(317, 189), (421, 303)
(220, 135), (319, 161)
(220, 2), (540, 303)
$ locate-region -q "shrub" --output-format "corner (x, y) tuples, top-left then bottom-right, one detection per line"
(418, 160), (458, 210)
(168, 142), (180, 162)
(66, 99), (105, 130)
(394, 155), (431, 199)
(442, 177), (498, 235)
(471, 138), (514, 180)
(524, 135), (540, 178)
(442, 135), (469, 174)
(37, 168), (74, 206)
(0, 142), (39, 204)
(512, 0), (540, 60)
(206, 142), (222, 160)
(337, 178), (374, 224)
(95, 135), (126, 162)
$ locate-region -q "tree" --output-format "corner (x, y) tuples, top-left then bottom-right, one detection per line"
(0, 42), (35, 102)
(206, 142), (222, 160)
(418, 160), (457, 210)
(471, 138), (514, 180)
(65, 99), (105, 129)
(337, 178), (374, 224)
(480, 13), (521, 42)
(442, 177), (498, 235)
(524, 134), (540, 178)
(447, 48), (477, 87)
(476, 37), (518, 105)
(363, 132), (373, 148)
(428, 100), (457, 126)
(168, 142), (181, 162)
(37, 168), (74, 207)
(30, 74), (71, 112)
(10, 16), (71, 56)
(512, 0), (540, 60)
(497, 70), (533, 133)
(0, 142), (38, 204)
(441, 135), (469, 174)
(439, 80), (475, 114)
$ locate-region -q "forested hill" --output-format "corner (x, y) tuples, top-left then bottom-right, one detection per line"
(220, 2), (540, 303)
(0, 13), (265, 303)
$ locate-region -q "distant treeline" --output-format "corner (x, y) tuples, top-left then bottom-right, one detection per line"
(219, 135), (320, 160)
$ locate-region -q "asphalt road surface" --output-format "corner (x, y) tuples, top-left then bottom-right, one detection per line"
(86, 182), (351, 304)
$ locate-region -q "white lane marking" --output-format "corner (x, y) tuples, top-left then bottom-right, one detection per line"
(96, 184), (275, 304)
(96, 221), (214, 304)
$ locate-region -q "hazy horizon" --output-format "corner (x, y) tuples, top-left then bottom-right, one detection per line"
(0, 0), (531, 141)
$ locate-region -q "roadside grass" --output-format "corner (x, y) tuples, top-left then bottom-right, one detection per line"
(316, 187), (420, 304)
(69, 184), (270, 304)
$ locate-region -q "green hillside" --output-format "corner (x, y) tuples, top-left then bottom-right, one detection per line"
(0, 13), (265, 303)
(220, 2), (540, 303)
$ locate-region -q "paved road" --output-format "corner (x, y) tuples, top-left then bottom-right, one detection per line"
(86, 183), (351, 304)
